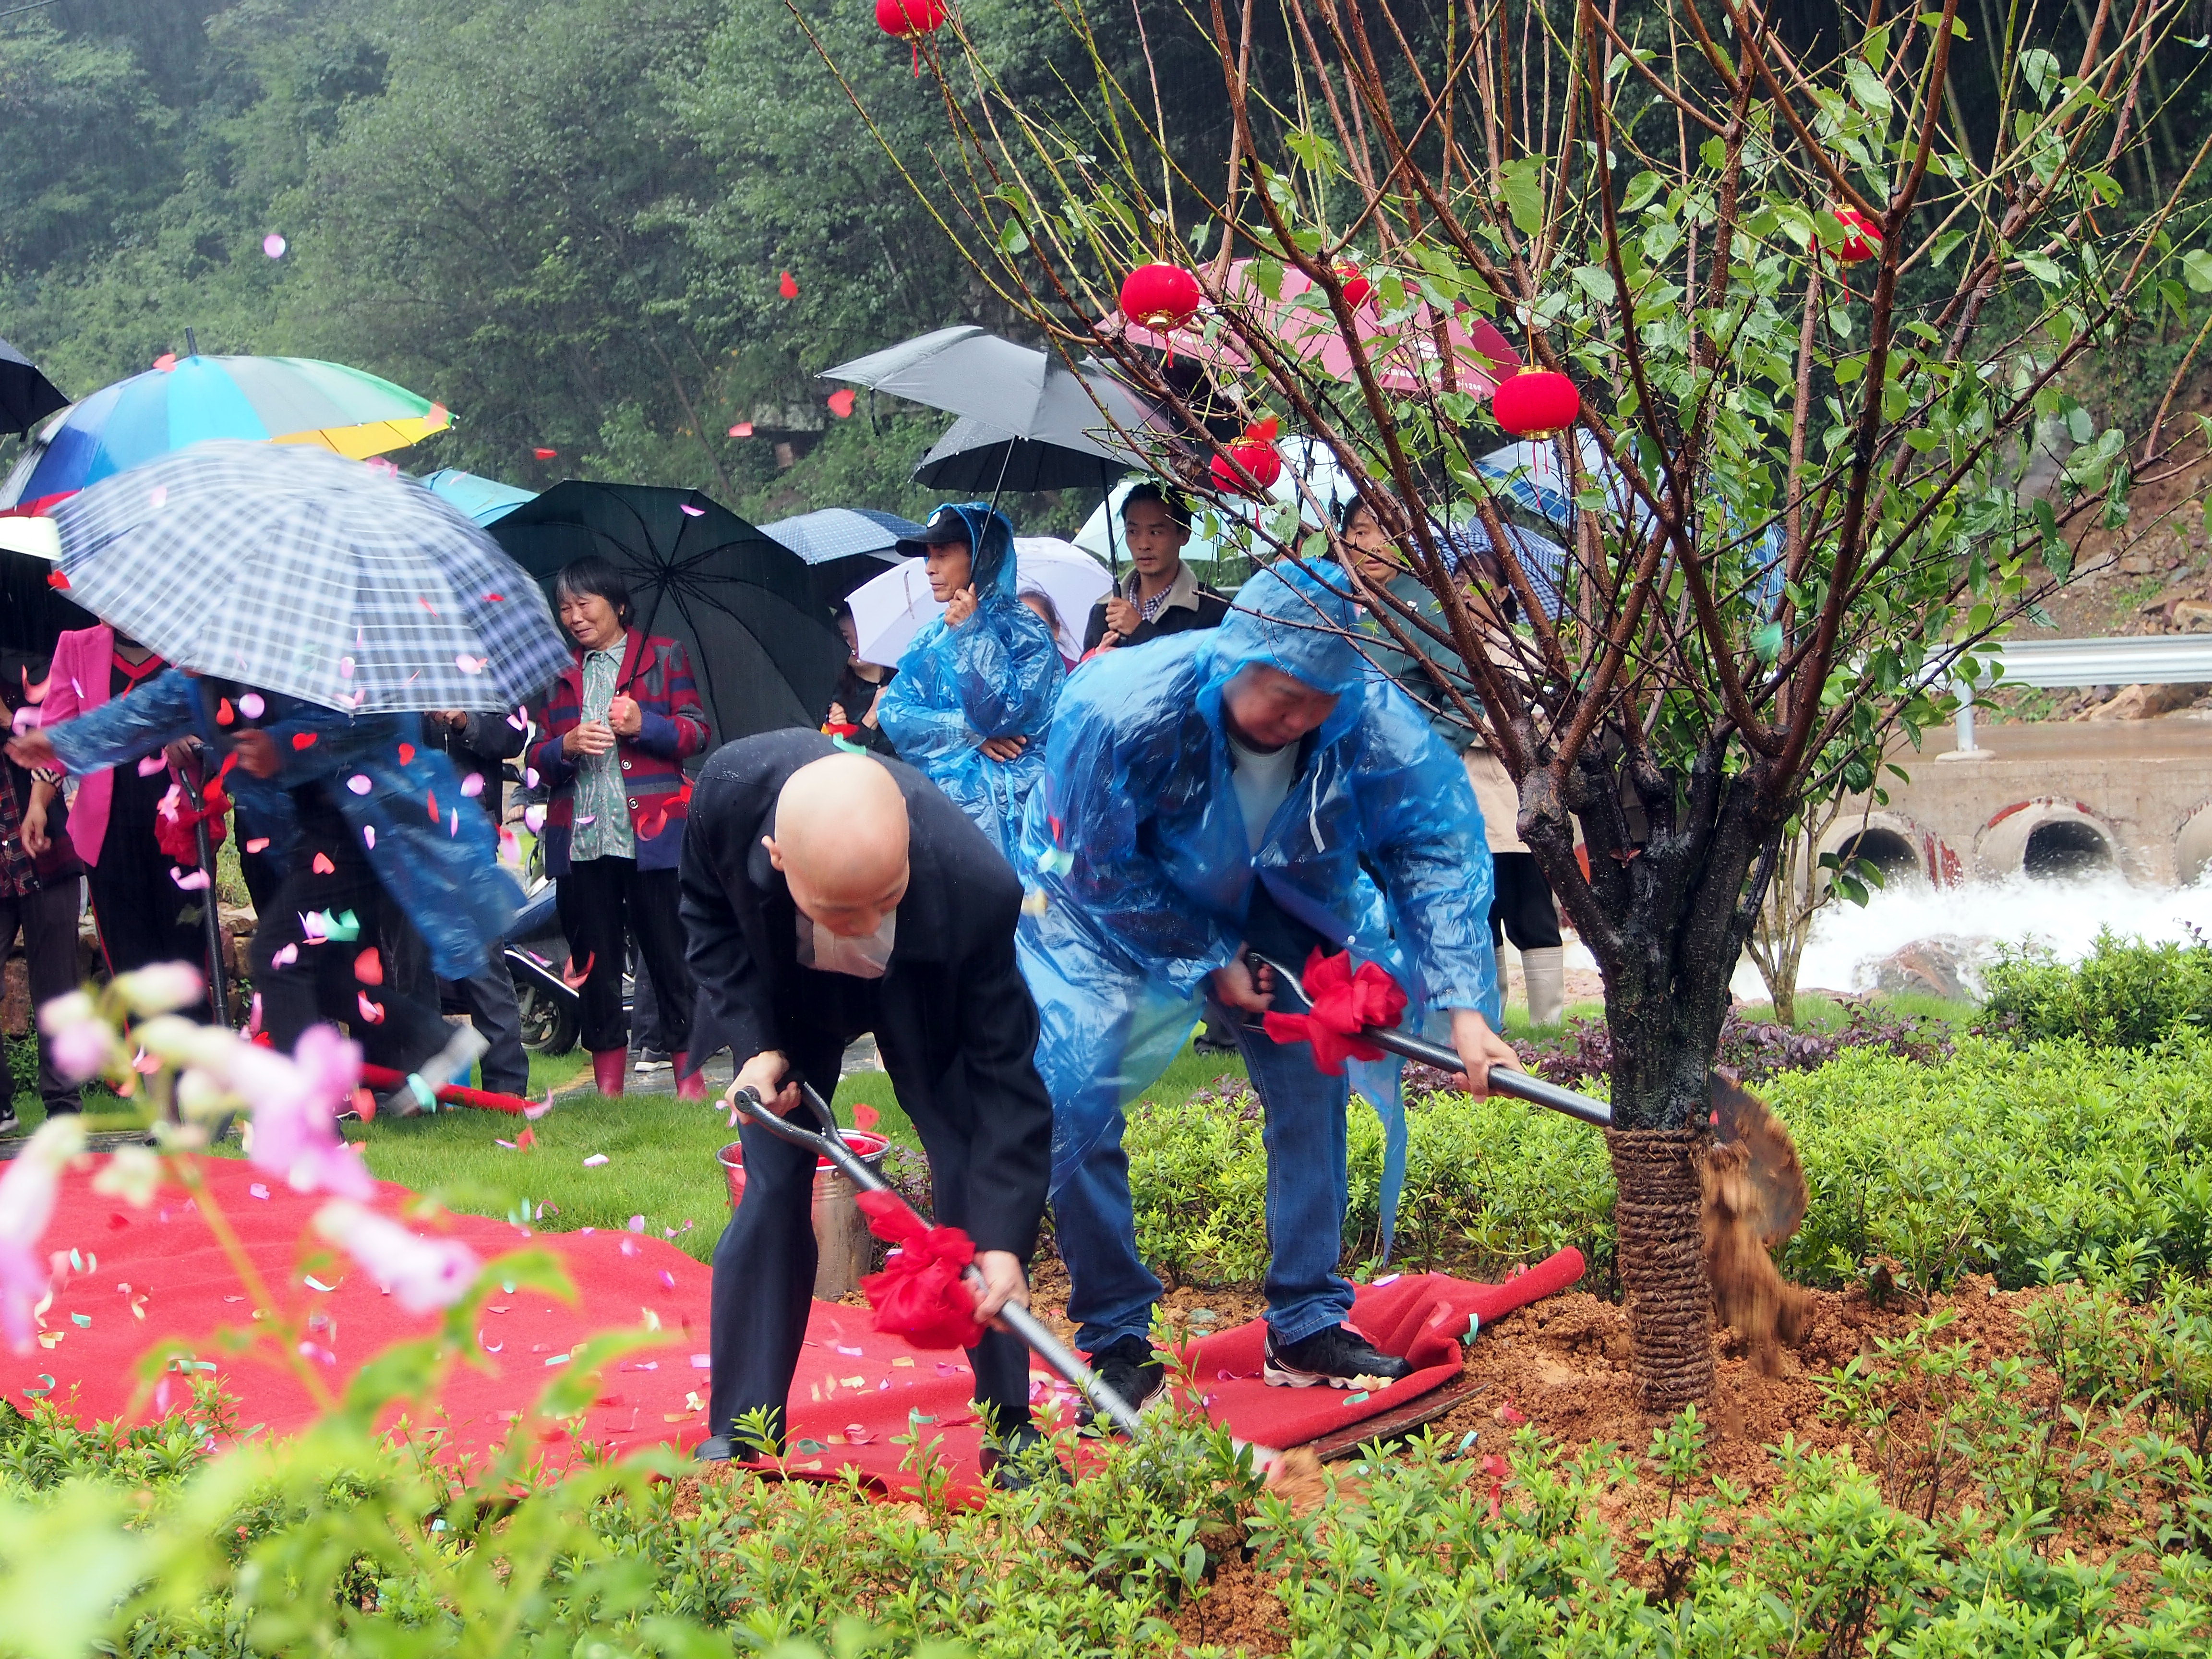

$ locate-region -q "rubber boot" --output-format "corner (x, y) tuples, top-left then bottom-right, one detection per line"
(673, 1050), (708, 1101)
(1523, 946), (1567, 1029)
(591, 1048), (628, 1098)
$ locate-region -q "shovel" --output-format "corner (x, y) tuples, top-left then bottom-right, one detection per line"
(728, 1080), (1151, 1440)
(1248, 951), (1611, 1127)
(1246, 951), (1807, 1244)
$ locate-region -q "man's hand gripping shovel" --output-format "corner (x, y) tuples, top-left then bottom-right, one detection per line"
(726, 1080), (1151, 1440)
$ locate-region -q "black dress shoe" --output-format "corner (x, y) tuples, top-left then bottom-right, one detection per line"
(980, 1423), (1068, 1490)
(693, 1435), (733, 1463)
(1263, 1324), (1414, 1389)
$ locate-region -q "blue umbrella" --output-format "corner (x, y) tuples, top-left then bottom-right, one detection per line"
(418, 467), (536, 527)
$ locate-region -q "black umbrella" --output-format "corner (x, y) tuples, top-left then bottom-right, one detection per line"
(912, 415), (1135, 494)
(0, 338), (66, 438)
(491, 481), (845, 746)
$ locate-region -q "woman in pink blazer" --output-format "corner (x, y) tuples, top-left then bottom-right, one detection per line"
(26, 625), (207, 987)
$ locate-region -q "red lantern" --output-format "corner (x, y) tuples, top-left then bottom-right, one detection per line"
(1491, 369), (1580, 439)
(876, 0), (946, 72)
(1832, 204), (1881, 264)
(1335, 262), (1374, 309)
(1210, 418), (1283, 496)
(1119, 263), (1202, 333)
(875, 0), (946, 36)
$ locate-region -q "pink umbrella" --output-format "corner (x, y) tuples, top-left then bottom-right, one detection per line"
(1108, 260), (1522, 396)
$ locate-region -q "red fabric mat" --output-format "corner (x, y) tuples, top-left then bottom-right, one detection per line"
(10, 1155), (1584, 1494)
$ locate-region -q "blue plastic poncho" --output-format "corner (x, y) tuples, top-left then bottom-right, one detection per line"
(877, 503), (1064, 866)
(46, 671), (519, 979)
(1014, 562), (1501, 1250)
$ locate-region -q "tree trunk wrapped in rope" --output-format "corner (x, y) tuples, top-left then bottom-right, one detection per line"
(1606, 1125), (1713, 1413)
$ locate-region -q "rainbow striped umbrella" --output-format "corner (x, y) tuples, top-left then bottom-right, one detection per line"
(0, 354), (451, 514)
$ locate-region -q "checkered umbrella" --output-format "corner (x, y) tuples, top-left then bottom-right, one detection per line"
(49, 440), (570, 714)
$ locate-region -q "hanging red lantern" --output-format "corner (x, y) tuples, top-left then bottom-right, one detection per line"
(1210, 416), (1283, 496)
(1490, 369), (1580, 439)
(1831, 204), (1881, 264)
(1119, 263), (1202, 332)
(876, 0), (946, 72)
(1334, 262), (1374, 309)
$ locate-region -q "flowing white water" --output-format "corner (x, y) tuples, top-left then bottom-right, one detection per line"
(1726, 869), (2212, 1001)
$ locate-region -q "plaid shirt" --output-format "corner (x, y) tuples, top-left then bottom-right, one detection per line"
(0, 768), (36, 897)
(530, 629), (709, 876)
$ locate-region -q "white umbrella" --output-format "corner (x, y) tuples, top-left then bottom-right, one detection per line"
(848, 537), (1111, 668)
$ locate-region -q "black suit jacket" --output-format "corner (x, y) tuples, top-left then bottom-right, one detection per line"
(678, 730), (1052, 1259)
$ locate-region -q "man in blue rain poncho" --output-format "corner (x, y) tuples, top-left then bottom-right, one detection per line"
(877, 505), (1063, 866)
(1017, 562), (1518, 1407)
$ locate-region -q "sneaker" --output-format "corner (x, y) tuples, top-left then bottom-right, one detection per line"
(1082, 1335), (1167, 1428)
(634, 1049), (672, 1075)
(1263, 1324), (1414, 1390)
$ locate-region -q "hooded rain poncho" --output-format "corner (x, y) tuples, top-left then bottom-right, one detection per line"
(1014, 562), (1500, 1252)
(878, 503), (1065, 866)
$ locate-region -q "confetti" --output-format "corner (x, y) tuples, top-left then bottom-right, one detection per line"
(836, 1344), (865, 1357)
(353, 948), (383, 986)
(271, 943), (299, 968)
(582, 1153), (608, 1168)
(71, 1312), (89, 1328)
(778, 270), (798, 298)
(534, 447), (558, 460)
(523, 1094), (554, 1120)
(291, 732), (317, 750)
(239, 693), (264, 719)
(362, 826), (375, 849)
(312, 853), (337, 875)
(248, 1184), (270, 1200)
(517, 1128), (535, 1151)
(657, 1269), (676, 1290)
(303, 1276), (337, 1293)
(427, 789), (438, 820)
(626, 1215), (645, 1233)
(325, 909), (361, 941)
(679, 503), (705, 518)
(133, 753), (167, 778)
(727, 421), (754, 438)
(690, 1354), (711, 1369)
(262, 232), (286, 258)
(827, 388), (856, 418)
(43, 571), (66, 590)
(461, 772), (484, 797)
(216, 698), (235, 725)
(346, 774), (372, 795)
(171, 866), (211, 890)
(524, 804), (547, 833)
(356, 993), (385, 1025)
(456, 654), (487, 674)
(338, 657), (355, 679)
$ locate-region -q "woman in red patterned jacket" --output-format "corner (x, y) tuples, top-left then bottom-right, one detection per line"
(531, 556), (712, 1098)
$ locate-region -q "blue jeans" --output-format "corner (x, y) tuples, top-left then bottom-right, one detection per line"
(1054, 1004), (1356, 1352)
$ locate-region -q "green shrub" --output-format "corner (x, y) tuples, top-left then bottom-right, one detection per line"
(1982, 929), (2212, 1048)
(1123, 1036), (2212, 1297)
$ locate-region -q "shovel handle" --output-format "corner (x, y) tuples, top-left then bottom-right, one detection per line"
(1247, 952), (1611, 1129)
(727, 1084), (1149, 1441)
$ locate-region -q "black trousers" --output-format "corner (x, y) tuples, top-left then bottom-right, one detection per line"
(248, 789), (448, 1070)
(556, 856), (692, 1056)
(1489, 851), (1563, 952)
(0, 882), (82, 1113)
(708, 1034), (1031, 1452)
(442, 954), (531, 1096)
(86, 820), (216, 1022)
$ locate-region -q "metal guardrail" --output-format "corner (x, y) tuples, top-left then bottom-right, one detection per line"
(1947, 633), (2212, 754)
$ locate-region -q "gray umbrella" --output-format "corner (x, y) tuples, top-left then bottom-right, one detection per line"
(822, 325), (1157, 482)
(51, 440), (570, 714)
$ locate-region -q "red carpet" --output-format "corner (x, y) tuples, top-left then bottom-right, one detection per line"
(12, 1155), (1583, 1495)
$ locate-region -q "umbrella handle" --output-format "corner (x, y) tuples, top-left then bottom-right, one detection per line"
(731, 1084), (1149, 1440)
(1247, 951), (1611, 1130)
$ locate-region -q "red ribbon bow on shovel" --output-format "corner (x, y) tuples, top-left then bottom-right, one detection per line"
(1260, 947), (1409, 1074)
(854, 1188), (987, 1350)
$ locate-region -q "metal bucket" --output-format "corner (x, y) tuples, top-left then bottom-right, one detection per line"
(718, 1130), (891, 1300)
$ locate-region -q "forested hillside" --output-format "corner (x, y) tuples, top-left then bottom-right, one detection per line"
(1, 0), (2205, 526)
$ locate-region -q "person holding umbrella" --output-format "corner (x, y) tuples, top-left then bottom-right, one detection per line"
(876, 505), (1063, 866)
(0, 440), (570, 1072)
(529, 554), (710, 1100)
(1081, 483), (1229, 653)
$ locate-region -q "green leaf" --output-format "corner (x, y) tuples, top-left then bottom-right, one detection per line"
(2020, 252), (2065, 285)
(2021, 48), (2062, 104)
(1623, 171), (1665, 214)
(1930, 231), (1967, 268)
(1499, 156), (1546, 237)
(998, 219), (1029, 256)
(1752, 621), (1784, 662)
(2183, 248), (2212, 293)
(1573, 264), (1618, 304)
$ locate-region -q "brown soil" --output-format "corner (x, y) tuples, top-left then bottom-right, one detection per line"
(1168, 1552), (1294, 1655)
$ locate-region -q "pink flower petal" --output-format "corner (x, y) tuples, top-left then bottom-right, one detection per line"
(460, 773), (484, 798)
(135, 755), (166, 777)
(347, 775), (372, 795)
(239, 693), (265, 719)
